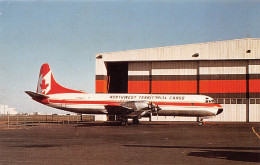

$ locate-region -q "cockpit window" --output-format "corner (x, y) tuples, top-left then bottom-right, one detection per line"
(206, 99), (216, 103)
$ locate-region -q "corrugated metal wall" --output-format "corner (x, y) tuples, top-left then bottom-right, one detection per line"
(129, 60), (260, 122)
(128, 60), (249, 97)
(152, 62), (198, 94)
(151, 116), (196, 122)
(199, 61), (247, 121)
(199, 61), (247, 98)
(95, 58), (108, 93)
(128, 62), (198, 94)
(249, 60), (260, 121)
(128, 62), (151, 93)
(128, 60), (251, 122)
(100, 38), (260, 62)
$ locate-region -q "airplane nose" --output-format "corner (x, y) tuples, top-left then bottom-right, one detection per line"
(216, 109), (223, 115)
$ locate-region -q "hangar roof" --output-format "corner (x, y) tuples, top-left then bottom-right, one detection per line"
(97, 38), (260, 62)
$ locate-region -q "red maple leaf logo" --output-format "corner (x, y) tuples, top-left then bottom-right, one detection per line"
(41, 79), (49, 94)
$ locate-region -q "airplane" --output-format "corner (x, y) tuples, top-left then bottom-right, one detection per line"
(25, 63), (223, 126)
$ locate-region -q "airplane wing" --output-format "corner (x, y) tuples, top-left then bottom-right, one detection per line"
(105, 101), (152, 118)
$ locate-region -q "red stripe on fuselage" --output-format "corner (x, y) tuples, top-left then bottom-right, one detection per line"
(153, 102), (221, 107)
(48, 100), (120, 105)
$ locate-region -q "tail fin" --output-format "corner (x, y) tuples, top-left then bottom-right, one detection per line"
(36, 63), (84, 95)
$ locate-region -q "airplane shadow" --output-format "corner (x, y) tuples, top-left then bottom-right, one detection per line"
(123, 144), (260, 151)
(74, 121), (162, 127)
(75, 121), (122, 127)
(123, 145), (260, 163)
(187, 150), (260, 163)
(12, 144), (61, 148)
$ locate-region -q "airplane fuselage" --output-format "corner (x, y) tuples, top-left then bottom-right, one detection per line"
(35, 93), (222, 117)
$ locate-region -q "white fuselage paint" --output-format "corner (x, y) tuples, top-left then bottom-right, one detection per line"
(42, 93), (222, 117)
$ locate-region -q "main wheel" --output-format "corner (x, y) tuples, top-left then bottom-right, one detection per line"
(133, 118), (139, 124)
(120, 119), (128, 126)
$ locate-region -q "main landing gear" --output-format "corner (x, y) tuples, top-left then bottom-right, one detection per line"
(120, 118), (128, 126)
(198, 118), (204, 126)
(132, 117), (139, 124)
(119, 117), (140, 126)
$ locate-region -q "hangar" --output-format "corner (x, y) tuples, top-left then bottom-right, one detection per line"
(95, 38), (260, 122)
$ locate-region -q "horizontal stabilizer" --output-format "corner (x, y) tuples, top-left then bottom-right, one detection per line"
(25, 91), (49, 99)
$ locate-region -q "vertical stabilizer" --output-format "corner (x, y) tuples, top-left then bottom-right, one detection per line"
(36, 63), (84, 95)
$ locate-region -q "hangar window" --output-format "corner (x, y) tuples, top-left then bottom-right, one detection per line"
(237, 99), (243, 104)
(231, 99), (236, 104)
(243, 99), (248, 104)
(225, 99), (230, 104)
(256, 99), (260, 104)
(250, 99), (256, 104)
(217, 99), (224, 104)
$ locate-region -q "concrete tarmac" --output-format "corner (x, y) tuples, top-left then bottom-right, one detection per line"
(0, 121), (259, 165)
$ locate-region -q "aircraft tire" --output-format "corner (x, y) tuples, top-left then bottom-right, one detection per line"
(133, 118), (139, 124)
(120, 119), (128, 126)
(198, 122), (204, 126)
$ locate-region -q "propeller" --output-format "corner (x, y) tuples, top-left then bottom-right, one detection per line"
(154, 105), (161, 116)
(148, 102), (161, 115)
(148, 102), (155, 110)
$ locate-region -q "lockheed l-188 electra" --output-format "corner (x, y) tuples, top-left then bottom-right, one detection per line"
(26, 63), (223, 126)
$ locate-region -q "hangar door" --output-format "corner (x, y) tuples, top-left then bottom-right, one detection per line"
(128, 62), (152, 94)
(199, 61), (247, 122)
(152, 62), (198, 94)
(249, 60), (260, 122)
(107, 62), (128, 93)
(128, 62), (198, 94)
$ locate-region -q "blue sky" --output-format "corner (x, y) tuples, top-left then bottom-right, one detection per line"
(0, 0), (260, 114)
